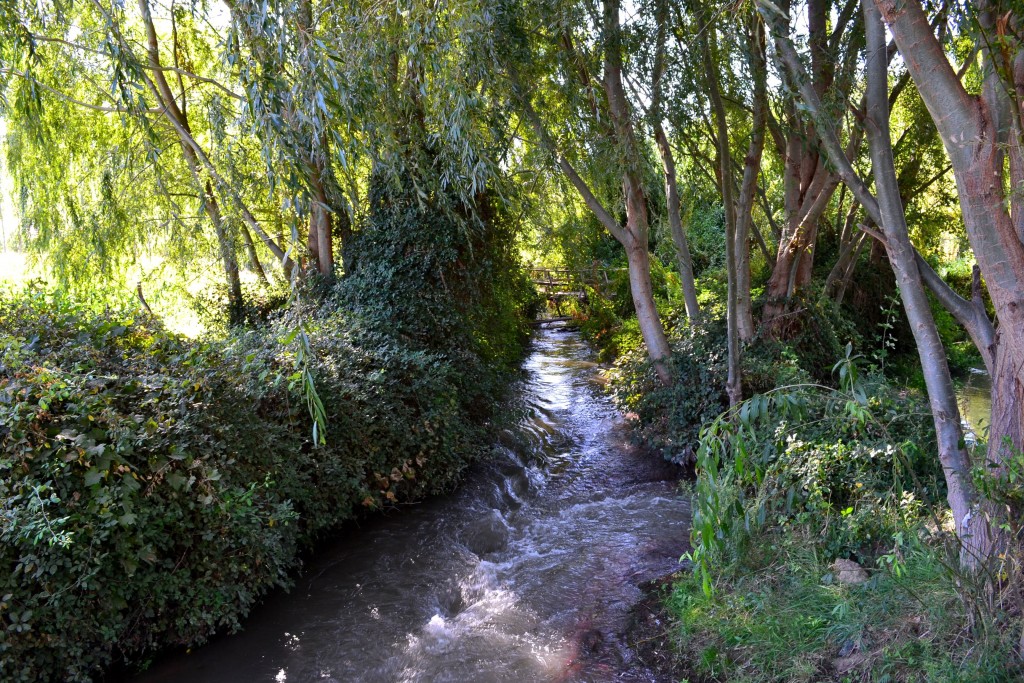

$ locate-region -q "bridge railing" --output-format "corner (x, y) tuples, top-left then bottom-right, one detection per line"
(526, 266), (623, 290)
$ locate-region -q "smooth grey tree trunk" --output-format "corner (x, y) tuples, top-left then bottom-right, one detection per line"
(734, 14), (769, 342)
(603, 0), (673, 384)
(510, 1), (674, 385)
(652, 0), (700, 322)
(874, 0), (1024, 565)
(703, 26), (742, 407)
(759, 0), (1000, 569)
(655, 125), (701, 322)
(861, 2), (988, 569)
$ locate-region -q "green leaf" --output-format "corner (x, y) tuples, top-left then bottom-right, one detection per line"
(165, 472), (187, 491)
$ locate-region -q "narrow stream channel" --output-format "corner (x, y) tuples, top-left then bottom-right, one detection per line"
(135, 325), (691, 683)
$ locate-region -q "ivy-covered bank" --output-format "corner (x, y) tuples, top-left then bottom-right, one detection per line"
(0, 181), (537, 682)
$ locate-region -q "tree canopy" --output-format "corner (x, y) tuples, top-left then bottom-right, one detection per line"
(3, 0), (1024, 678)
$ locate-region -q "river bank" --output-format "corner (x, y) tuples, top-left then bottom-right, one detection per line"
(0, 280), (526, 682)
(132, 326), (692, 682)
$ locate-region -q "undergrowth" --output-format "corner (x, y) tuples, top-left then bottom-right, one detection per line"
(667, 346), (1023, 682)
(0, 175), (533, 681)
(666, 534), (1019, 682)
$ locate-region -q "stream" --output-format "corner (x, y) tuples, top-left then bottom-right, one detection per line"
(135, 325), (691, 683)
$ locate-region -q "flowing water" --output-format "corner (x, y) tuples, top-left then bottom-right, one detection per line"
(135, 325), (691, 683)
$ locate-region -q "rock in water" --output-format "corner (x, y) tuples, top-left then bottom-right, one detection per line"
(462, 509), (510, 555)
(833, 558), (869, 585)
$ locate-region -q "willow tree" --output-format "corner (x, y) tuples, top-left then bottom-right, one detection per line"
(759, 0), (1010, 568)
(225, 0), (352, 278)
(502, 0), (674, 384)
(870, 0), (1024, 563)
(679, 2), (770, 404)
(757, 0), (867, 334)
(0, 0), (295, 321)
(651, 0), (701, 322)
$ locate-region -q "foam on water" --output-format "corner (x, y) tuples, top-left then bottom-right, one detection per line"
(135, 326), (690, 683)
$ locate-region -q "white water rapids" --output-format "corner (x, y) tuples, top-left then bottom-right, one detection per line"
(135, 326), (691, 682)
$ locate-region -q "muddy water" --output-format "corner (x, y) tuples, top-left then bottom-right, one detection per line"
(959, 369), (992, 443)
(135, 326), (691, 683)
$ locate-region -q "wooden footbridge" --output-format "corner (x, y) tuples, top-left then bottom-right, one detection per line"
(528, 265), (622, 317)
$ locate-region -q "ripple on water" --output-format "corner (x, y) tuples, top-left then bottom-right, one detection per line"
(133, 326), (690, 683)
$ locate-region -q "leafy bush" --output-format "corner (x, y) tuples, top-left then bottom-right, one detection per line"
(685, 203), (726, 277)
(1, 291), (306, 680)
(573, 287), (645, 363)
(338, 172), (535, 382)
(0, 179), (529, 683)
(689, 350), (943, 593)
(749, 289), (860, 388)
(610, 318), (728, 464)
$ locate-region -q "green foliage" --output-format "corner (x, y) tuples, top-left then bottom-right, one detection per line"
(666, 536), (1019, 683)
(339, 171), (534, 374)
(610, 318), (728, 464)
(748, 289), (860, 390)
(574, 289), (637, 362)
(0, 276), (518, 681)
(667, 345), (1023, 679)
(685, 202), (727, 277)
(689, 349), (942, 595)
(572, 261), (676, 363)
(695, 269), (729, 316)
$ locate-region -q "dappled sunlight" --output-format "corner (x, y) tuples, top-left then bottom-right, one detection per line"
(0, 251), (33, 283)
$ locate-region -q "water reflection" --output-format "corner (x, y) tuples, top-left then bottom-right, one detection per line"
(959, 369), (992, 446)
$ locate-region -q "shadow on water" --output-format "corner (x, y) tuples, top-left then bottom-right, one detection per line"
(132, 325), (691, 683)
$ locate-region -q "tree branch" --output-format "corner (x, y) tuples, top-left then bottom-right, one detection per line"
(511, 74), (627, 244)
(0, 68), (162, 114)
(759, 0), (996, 371)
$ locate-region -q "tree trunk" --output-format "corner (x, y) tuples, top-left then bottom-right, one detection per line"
(203, 179), (244, 324)
(240, 223), (270, 285)
(652, 0), (699, 322)
(832, 233), (864, 308)
(991, 336), (1024, 462)
(604, 0), (673, 383)
(760, 0), (852, 334)
(823, 200), (862, 301)
(703, 25), (742, 407)
(307, 163), (335, 279)
(862, 1), (988, 569)
(137, 0), (293, 277)
(510, 2), (674, 384)
(297, 0), (335, 280)
(762, 170), (842, 331)
(874, 0), (1024, 564)
(760, 0), (1005, 568)
(626, 237), (673, 385)
(136, 0), (250, 318)
(655, 125), (701, 321)
(734, 14), (769, 342)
